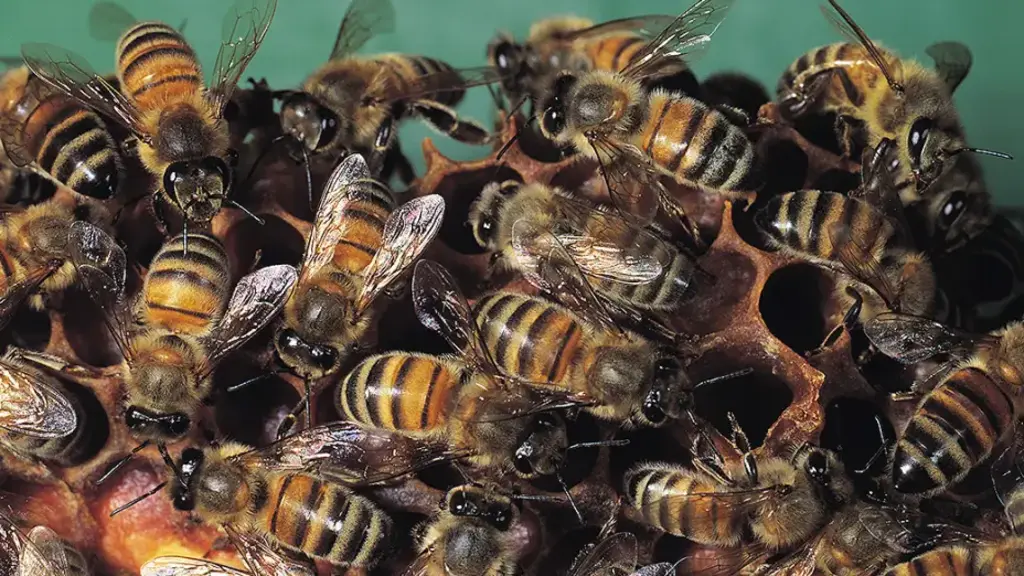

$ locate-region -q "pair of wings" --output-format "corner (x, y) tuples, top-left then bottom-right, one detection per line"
(68, 221), (297, 379)
(0, 520), (82, 576)
(567, 530), (639, 576)
(0, 74), (69, 177)
(303, 153), (444, 318)
(0, 357), (77, 441)
(140, 529), (313, 576)
(21, 0), (277, 147)
(820, 0), (972, 94)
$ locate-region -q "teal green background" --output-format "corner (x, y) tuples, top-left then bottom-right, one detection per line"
(1, 0), (1019, 205)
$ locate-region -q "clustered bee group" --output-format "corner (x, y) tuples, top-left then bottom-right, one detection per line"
(0, 0), (1021, 574)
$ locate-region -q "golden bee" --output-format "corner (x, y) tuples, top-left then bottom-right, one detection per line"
(63, 221), (296, 445)
(777, 0), (1009, 252)
(0, 66), (124, 200)
(404, 484), (522, 576)
(22, 0), (277, 239)
(275, 0), (498, 187)
(0, 518), (92, 576)
(865, 312), (1024, 496)
(274, 153), (444, 384)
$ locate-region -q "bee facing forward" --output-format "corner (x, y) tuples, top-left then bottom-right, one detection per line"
(777, 0), (1010, 252)
(22, 0), (277, 239)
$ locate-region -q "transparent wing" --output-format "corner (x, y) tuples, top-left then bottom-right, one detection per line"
(991, 429), (1024, 532)
(88, 2), (138, 44)
(330, 0), (396, 60)
(568, 531), (638, 576)
(21, 43), (148, 140)
(412, 259), (498, 371)
(455, 378), (594, 424)
(354, 194), (445, 316)
(563, 15), (678, 42)
(819, 0), (904, 90)
(591, 138), (662, 226)
(619, 0), (736, 80)
(199, 264), (297, 373)
(400, 545), (433, 576)
(0, 262), (60, 333)
(26, 526), (79, 576)
(67, 220), (134, 359)
(0, 74), (51, 168)
(376, 66), (504, 104)
(925, 41), (972, 94)
(0, 360), (76, 439)
(853, 138), (912, 242)
(678, 544), (771, 576)
(826, 218), (898, 309)
(225, 526), (315, 576)
(863, 312), (990, 364)
(511, 218), (621, 333)
(630, 563), (676, 576)
(0, 514), (63, 576)
(141, 556), (250, 576)
(208, 0), (278, 114)
(235, 421), (462, 486)
(300, 154), (371, 283)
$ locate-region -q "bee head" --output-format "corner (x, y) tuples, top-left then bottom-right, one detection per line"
(539, 73), (577, 140)
(469, 180), (520, 250)
(163, 156), (231, 222)
(274, 326), (343, 379)
(913, 152), (990, 251)
(169, 447), (204, 511)
(639, 355), (688, 427)
(512, 412), (568, 479)
(488, 34), (527, 93)
(445, 485), (514, 531)
(124, 405), (191, 443)
(280, 92), (339, 153)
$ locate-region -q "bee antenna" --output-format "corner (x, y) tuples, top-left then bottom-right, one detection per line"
(226, 371), (280, 393)
(300, 145), (313, 210)
(693, 367), (753, 389)
(109, 481), (167, 517)
(275, 377), (314, 441)
(494, 132), (521, 165)
(240, 133), (292, 191)
(503, 95), (530, 126)
(567, 439), (630, 451)
(182, 220), (189, 256)
(951, 146), (1014, 160)
(556, 471), (583, 524)
(227, 200), (265, 226)
(96, 440), (150, 485)
(157, 443), (186, 488)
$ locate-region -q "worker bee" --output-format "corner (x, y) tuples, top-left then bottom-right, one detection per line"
(274, 154), (444, 384)
(0, 66), (124, 200)
(65, 221), (296, 446)
(566, 516), (641, 576)
(530, 0), (757, 233)
(403, 484), (523, 576)
(624, 422), (853, 557)
(755, 138), (935, 348)
(273, 0), (499, 190)
(777, 0), (1010, 253)
(864, 312), (1024, 496)
(22, 0), (277, 240)
(0, 518), (92, 576)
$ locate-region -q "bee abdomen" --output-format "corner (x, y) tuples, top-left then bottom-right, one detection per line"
(777, 43), (877, 108)
(30, 99), (120, 200)
(595, 247), (693, 311)
(891, 368), (1013, 495)
(333, 181), (396, 274)
(882, 546), (972, 576)
(587, 35), (646, 72)
(381, 55), (463, 106)
(337, 353), (460, 433)
(641, 94), (756, 191)
(142, 233), (230, 335)
(117, 22), (202, 107)
(472, 292), (583, 385)
(625, 465), (742, 545)
(262, 473), (390, 568)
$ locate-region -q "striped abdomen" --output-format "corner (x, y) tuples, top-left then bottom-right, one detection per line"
(777, 43), (894, 112)
(472, 292), (584, 386)
(755, 190), (898, 267)
(375, 54), (465, 106)
(978, 537), (1024, 575)
(0, 244), (20, 296)
(882, 546), (972, 576)
(891, 368), (1014, 495)
(116, 22), (202, 110)
(624, 464), (744, 545)
(20, 95), (120, 199)
(584, 35), (685, 78)
(337, 353), (462, 434)
(637, 92), (757, 191)
(142, 233), (230, 336)
(258, 473), (391, 568)
(332, 179), (396, 275)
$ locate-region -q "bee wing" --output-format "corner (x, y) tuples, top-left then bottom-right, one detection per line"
(925, 41), (972, 94)
(826, 217), (899, 309)
(853, 138), (913, 243)
(455, 379), (593, 424)
(67, 221), (133, 359)
(375, 66), (504, 105)
(25, 526), (79, 576)
(510, 218), (621, 333)
(818, 0), (904, 90)
(568, 531), (638, 576)
(87, 2), (138, 44)
(141, 556), (250, 576)
(0, 261), (60, 333)
(412, 259), (500, 372)
(590, 138), (662, 227)
(618, 0), (736, 81)
(0, 360), (76, 439)
(562, 15), (678, 42)
(300, 154), (373, 283)
(991, 429), (1024, 532)
(677, 544), (772, 576)
(225, 525), (315, 576)
(208, 0), (278, 114)
(0, 74), (51, 168)
(0, 514), (64, 576)
(630, 563), (677, 576)
(21, 43), (148, 141)
(354, 194), (445, 317)
(400, 544), (434, 576)
(235, 421), (462, 487)
(198, 264), (297, 373)
(863, 312), (990, 364)
(329, 0), (396, 60)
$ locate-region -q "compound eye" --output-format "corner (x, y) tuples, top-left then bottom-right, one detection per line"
(513, 451), (534, 476)
(163, 413), (191, 438)
(494, 42), (517, 72)
(641, 393), (666, 426)
(535, 413), (558, 428)
(655, 357), (680, 378)
(309, 345), (339, 372)
(491, 507), (512, 531)
(806, 450), (830, 483)
(449, 489), (470, 515)
(171, 483), (195, 511)
(939, 190), (968, 231)
(908, 118), (933, 166)
(162, 161), (189, 200)
(542, 107), (565, 136)
(277, 329), (303, 353)
(317, 108), (339, 149)
(124, 407), (153, 431)
(201, 157), (231, 192)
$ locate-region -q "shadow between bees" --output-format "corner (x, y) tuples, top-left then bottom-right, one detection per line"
(222, 214), (305, 277)
(213, 361), (299, 447)
(3, 305), (50, 352)
(61, 286), (123, 367)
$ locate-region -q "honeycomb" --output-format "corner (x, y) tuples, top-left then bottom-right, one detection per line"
(3, 71), (1023, 576)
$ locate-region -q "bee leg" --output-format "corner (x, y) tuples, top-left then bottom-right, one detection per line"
(408, 100), (492, 145)
(380, 145), (416, 186)
(834, 114), (868, 160)
(807, 288), (863, 357)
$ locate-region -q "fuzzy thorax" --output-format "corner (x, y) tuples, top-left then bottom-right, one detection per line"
(138, 98), (228, 174)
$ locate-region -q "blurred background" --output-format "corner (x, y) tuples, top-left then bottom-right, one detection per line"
(0, 0), (1019, 204)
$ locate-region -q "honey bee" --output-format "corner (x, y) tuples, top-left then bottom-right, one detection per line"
(274, 154), (444, 383)
(531, 0), (757, 231)
(864, 313), (1024, 496)
(65, 221), (296, 445)
(566, 516), (640, 576)
(0, 66), (124, 200)
(274, 0), (499, 188)
(624, 423), (853, 558)
(755, 139), (936, 348)
(403, 484), (523, 576)
(776, 0), (1011, 252)
(0, 518), (91, 576)
(22, 0), (277, 239)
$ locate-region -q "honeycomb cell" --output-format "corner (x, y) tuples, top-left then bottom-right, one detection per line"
(759, 264), (833, 355)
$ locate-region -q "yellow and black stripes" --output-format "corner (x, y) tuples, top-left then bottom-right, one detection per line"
(116, 22), (203, 108)
(374, 54), (465, 107)
(882, 546), (972, 576)
(331, 180), (396, 275)
(777, 43), (886, 109)
(142, 233), (230, 336)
